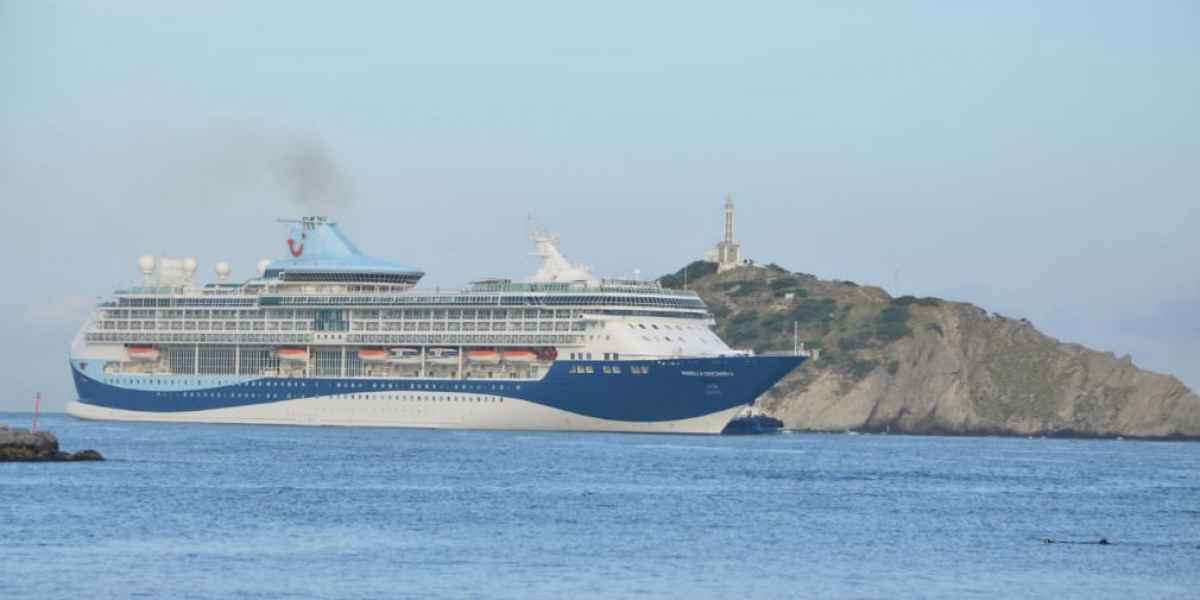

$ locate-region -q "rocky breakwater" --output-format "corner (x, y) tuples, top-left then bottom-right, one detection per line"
(0, 420), (103, 462)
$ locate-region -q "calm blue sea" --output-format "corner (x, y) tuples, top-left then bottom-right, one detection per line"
(2, 412), (1197, 599)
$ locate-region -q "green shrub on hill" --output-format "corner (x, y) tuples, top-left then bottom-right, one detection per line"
(791, 298), (837, 324)
(730, 280), (765, 296)
(723, 309), (761, 346)
(659, 259), (925, 364)
(761, 312), (789, 332)
(847, 358), (878, 380)
(769, 277), (799, 291)
(892, 295), (943, 307)
(876, 303), (912, 342)
(657, 260), (718, 289)
(769, 276), (806, 297)
(711, 304), (731, 320)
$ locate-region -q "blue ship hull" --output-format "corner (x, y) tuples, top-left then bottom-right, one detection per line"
(69, 355), (805, 432)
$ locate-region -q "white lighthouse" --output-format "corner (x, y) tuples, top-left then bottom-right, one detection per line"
(705, 195), (742, 272)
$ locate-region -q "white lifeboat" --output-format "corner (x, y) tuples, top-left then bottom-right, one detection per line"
(425, 347), (460, 365)
(388, 347), (422, 364)
(358, 348), (388, 363)
(127, 347), (159, 361)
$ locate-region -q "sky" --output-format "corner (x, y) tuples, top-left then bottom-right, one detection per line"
(0, 0), (1197, 412)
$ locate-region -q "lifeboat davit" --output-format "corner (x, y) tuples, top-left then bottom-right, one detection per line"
(278, 348), (308, 362)
(502, 349), (537, 363)
(388, 347), (422, 364)
(127, 347), (159, 361)
(358, 348), (388, 362)
(426, 347), (460, 365)
(466, 349), (501, 364)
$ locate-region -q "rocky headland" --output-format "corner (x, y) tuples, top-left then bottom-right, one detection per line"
(660, 261), (1200, 439)
(0, 420), (104, 461)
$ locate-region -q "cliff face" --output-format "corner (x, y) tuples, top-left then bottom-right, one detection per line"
(663, 262), (1200, 439)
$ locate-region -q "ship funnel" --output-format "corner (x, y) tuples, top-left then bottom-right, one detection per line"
(264, 216), (425, 283)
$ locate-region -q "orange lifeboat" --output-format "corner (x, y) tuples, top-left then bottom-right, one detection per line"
(358, 348), (388, 363)
(278, 348), (309, 362)
(466, 349), (501, 364)
(127, 347), (159, 361)
(502, 349), (538, 363)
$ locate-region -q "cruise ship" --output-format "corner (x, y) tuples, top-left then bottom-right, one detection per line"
(67, 217), (807, 433)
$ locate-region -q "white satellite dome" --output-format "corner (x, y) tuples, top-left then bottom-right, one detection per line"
(257, 259), (270, 277)
(216, 261), (231, 281)
(138, 255), (155, 275)
(182, 258), (197, 275)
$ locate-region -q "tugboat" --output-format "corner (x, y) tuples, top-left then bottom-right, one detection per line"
(720, 406), (785, 435)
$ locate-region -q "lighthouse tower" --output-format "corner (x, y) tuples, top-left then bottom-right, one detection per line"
(710, 195), (742, 271)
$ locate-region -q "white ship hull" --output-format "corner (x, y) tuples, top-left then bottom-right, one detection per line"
(66, 397), (746, 434)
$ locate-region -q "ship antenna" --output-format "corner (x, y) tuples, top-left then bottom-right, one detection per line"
(32, 392), (41, 434)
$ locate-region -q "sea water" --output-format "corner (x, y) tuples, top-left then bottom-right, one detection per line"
(1, 412), (1196, 599)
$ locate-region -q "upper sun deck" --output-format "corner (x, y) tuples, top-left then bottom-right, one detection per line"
(102, 216), (704, 312)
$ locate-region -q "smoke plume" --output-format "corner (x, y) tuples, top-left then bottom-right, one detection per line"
(128, 127), (354, 215)
(275, 138), (352, 210)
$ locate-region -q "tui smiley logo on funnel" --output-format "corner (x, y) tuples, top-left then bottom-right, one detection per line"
(288, 232), (306, 257)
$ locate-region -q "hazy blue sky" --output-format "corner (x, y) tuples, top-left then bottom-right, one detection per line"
(1, 0), (1197, 412)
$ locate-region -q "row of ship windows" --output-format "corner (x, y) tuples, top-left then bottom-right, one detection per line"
(338, 395), (503, 403)
(265, 295), (704, 308)
(567, 352), (617, 360)
(346, 334), (575, 345)
(105, 296), (620, 308)
(629, 322), (704, 332)
(104, 307), (708, 323)
(96, 321), (586, 332)
(106, 309), (579, 320)
(641, 335), (711, 345)
(109, 378), (522, 393)
(160, 391), (506, 403)
(86, 332), (576, 345)
(567, 365), (650, 374)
